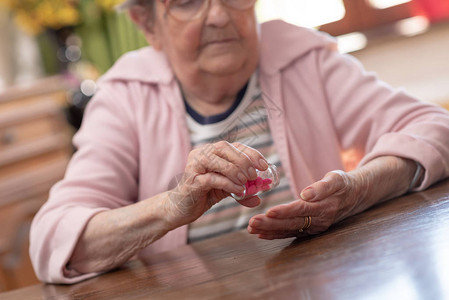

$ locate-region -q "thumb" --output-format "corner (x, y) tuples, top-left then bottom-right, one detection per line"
(300, 170), (347, 202)
(236, 195), (261, 208)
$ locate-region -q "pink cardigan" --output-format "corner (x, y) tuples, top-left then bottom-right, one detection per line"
(30, 20), (449, 283)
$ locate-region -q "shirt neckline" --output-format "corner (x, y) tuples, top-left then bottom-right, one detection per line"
(183, 83), (249, 125)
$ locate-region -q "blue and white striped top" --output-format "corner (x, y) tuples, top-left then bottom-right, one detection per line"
(186, 73), (295, 243)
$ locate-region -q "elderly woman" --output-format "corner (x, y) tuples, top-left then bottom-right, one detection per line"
(30, 0), (449, 283)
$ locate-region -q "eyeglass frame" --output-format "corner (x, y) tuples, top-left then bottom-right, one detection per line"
(159, 0), (257, 21)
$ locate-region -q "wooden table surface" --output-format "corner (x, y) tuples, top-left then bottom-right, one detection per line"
(3, 179), (449, 300)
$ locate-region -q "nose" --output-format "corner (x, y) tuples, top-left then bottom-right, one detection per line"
(205, 0), (231, 27)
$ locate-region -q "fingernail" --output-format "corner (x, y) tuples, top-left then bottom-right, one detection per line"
(300, 187), (315, 201)
(259, 159), (269, 170)
(234, 184), (245, 193)
(237, 172), (246, 184)
(266, 210), (278, 218)
(250, 219), (260, 227)
(248, 167), (257, 179)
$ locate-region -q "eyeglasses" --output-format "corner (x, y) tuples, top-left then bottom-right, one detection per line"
(160, 0), (256, 21)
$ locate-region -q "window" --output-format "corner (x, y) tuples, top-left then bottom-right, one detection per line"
(256, 0), (346, 28)
(368, 0), (412, 9)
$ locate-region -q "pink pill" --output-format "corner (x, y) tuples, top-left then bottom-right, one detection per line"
(261, 184), (271, 191)
(262, 178), (272, 185)
(230, 163), (279, 200)
(247, 185), (258, 196)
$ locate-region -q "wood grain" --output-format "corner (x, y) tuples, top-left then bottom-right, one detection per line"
(0, 77), (73, 292)
(2, 179), (449, 299)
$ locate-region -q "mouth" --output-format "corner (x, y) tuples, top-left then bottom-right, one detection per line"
(203, 38), (237, 46)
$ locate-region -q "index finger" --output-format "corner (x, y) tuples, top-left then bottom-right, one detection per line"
(265, 199), (318, 219)
(232, 142), (269, 171)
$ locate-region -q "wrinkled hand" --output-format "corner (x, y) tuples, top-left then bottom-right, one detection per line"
(248, 155), (418, 240)
(247, 170), (369, 240)
(165, 141), (268, 227)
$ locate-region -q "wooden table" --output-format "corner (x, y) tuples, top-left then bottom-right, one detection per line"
(2, 179), (449, 299)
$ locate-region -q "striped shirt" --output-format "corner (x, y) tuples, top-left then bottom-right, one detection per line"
(185, 73), (296, 243)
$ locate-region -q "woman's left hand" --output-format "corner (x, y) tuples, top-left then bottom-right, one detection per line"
(247, 170), (361, 239)
(247, 156), (417, 239)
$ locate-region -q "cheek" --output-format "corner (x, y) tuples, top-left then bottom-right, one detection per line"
(169, 24), (202, 58)
(184, 25), (202, 48)
(234, 12), (258, 49)
(242, 17), (256, 36)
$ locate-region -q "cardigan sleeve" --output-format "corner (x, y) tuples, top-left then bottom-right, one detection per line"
(317, 47), (449, 190)
(29, 82), (139, 284)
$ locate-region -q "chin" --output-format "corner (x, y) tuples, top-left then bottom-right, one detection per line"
(201, 56), (247, 76)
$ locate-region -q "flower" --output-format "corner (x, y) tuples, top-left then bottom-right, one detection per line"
(0, 0), (127, 35)
(1, 0), (145, 76)
(0, 0), (81, 34)
(95, 0), (125, 11)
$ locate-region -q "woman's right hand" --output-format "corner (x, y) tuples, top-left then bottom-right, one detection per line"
(164, 141), (268, 227)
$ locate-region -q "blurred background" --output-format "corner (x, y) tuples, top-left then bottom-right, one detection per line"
(0, 0), (448, 292)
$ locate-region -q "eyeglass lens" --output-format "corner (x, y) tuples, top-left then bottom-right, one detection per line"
(165, 0), (256, 21)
